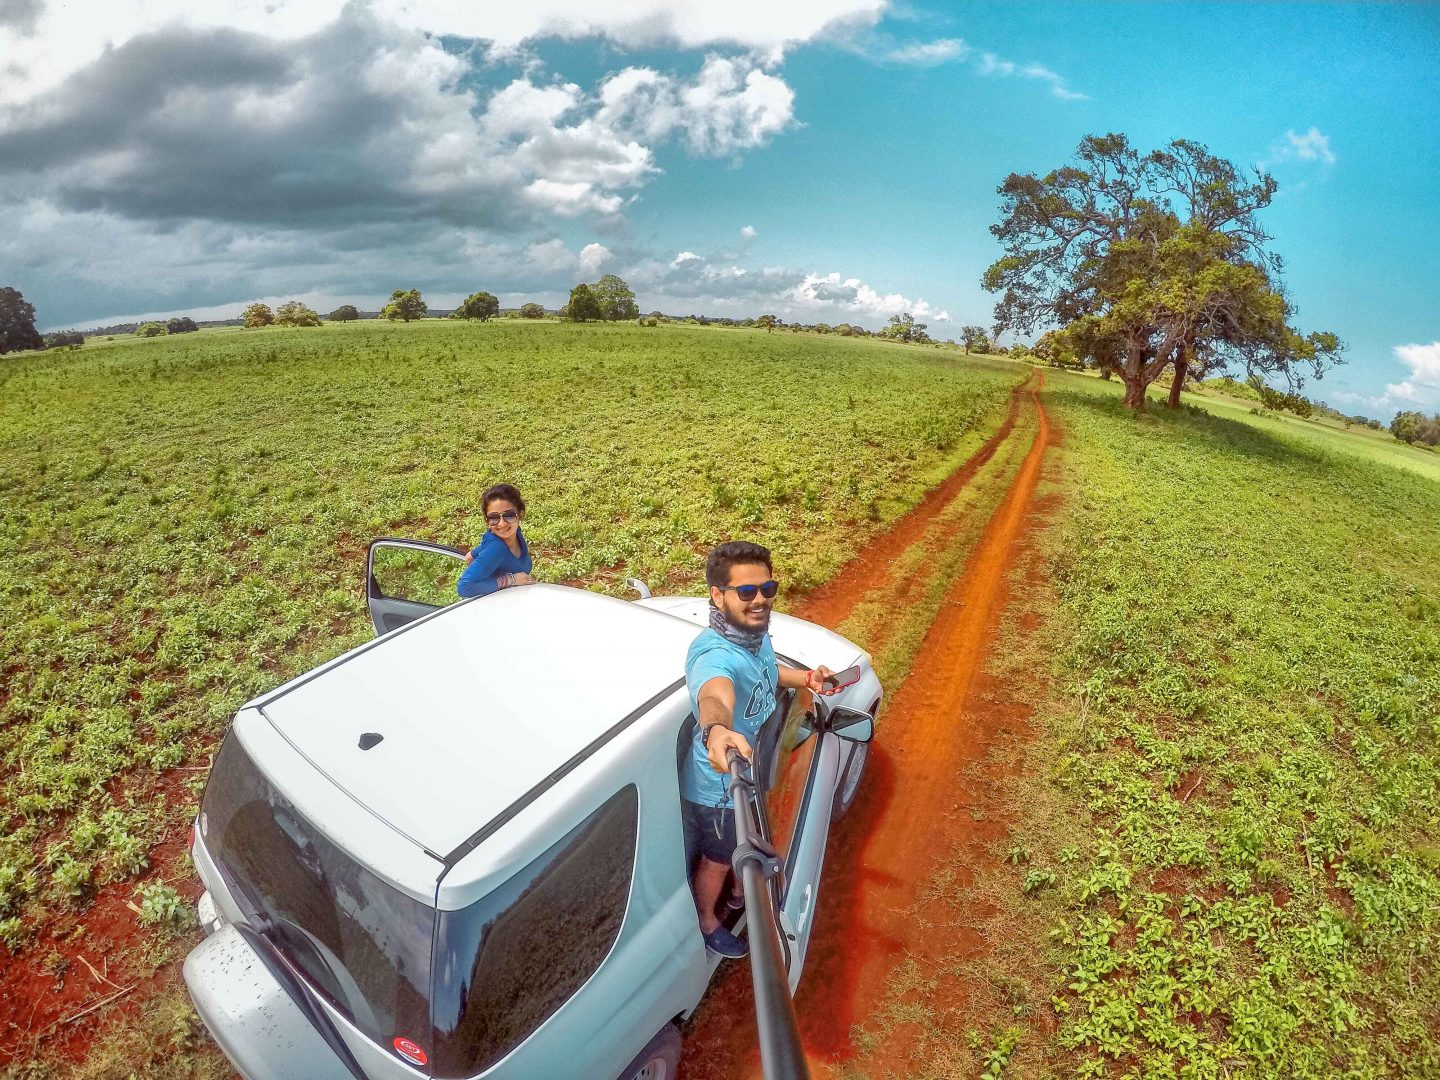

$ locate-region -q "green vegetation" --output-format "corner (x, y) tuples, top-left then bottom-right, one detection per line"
(0, 320), (1020, 958)
(977, 371), (1440, 1076)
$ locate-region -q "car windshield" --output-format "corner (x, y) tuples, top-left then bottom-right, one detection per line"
(203, 734), (437, 1066)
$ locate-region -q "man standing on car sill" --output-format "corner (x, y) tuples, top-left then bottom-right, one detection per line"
(682, 540), (839, 958)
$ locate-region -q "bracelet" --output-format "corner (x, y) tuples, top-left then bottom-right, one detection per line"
(702, 723), (728, 749)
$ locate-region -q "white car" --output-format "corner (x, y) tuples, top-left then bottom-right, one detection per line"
(183, 539), (879, 1079)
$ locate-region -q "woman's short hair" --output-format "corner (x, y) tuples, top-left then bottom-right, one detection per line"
(705, 540), (772, 589)
(481, 483), (526, 515)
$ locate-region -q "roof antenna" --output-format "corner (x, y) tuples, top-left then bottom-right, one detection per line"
(358, 732), (383, 751)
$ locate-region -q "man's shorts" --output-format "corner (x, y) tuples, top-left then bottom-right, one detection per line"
(683, 798), (737, 865)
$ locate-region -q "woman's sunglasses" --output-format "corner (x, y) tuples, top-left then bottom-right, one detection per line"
(485, 509), (520, 525)
(717, 580), (779, 602)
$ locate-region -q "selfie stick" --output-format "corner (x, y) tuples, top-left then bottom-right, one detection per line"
(726, 748), (810, 1080)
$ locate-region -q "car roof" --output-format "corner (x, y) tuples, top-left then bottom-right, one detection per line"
(254, 585), (698, 860)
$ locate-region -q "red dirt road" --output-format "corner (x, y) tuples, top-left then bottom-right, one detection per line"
(682, 370), (1053, 1077)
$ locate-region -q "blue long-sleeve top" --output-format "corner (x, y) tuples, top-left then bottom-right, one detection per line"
(456, 529), (532, 598)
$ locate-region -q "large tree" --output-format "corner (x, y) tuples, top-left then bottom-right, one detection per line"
(565, 283), (602, 322)
(242, 302), (274, 328)
(983, 134), (1342, 410)
(275, 300), (322, 327)
(590, 275), (639, 321)
(327, 304), (360, 322)
(0, 287), (44, 354)
(166, 316), (199, 334)
(381, 289), (427, 322)
(453, 290), (499, 321)
(519, 302), (546, 319)
(885, 312), (930, 343)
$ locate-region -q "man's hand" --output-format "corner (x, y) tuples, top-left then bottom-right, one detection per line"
(705, 725), (751, 774)
(807, 665), (841, 696)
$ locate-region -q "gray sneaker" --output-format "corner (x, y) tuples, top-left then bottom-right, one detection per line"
(703, 925), (748, 958)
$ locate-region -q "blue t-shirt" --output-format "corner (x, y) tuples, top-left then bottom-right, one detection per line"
(456, 529), (532, 598)
(680, 627), (779, 806)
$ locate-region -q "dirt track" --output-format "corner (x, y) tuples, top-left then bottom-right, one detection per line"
(682, 369), (1053, 1077)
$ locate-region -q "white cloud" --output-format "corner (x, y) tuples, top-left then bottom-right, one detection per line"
(740, 225), (756, 239)
(417, 1), (888, 62)
(1384, 342), (1440, 409)
(622, 249), (949, 327)
(1284, 126), (1336, 165)
(597, 55), (796, 156)
(975, 51), (1087, 101)
(886, 37), (969, 65)
(0, 0), (888, 106)
(1261, 126), (1337, 170)
(578, 242), (612, 275)
(786, 272), (949, 321)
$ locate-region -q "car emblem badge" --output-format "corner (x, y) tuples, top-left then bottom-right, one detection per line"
(393, 1037), (428, 1066)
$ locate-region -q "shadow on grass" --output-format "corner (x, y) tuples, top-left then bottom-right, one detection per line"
(1041, 380), (1354, 476)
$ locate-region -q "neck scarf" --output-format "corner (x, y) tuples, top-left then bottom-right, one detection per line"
(709, 605), (765, 655)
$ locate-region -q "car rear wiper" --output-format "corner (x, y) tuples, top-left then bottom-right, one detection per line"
(234, 918), (373, 1080)
(209, 855), (372, 1080)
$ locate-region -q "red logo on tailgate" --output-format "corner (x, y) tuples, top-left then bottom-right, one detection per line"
(392, 1037), (428, 1066)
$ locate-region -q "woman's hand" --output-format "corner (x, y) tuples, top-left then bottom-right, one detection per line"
(511, 572), (535, 586)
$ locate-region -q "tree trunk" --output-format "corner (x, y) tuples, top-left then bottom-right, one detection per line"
(1122, 344), (1148, 411)
(1167, 356), (1187, 409)
(1122, 374), (1147, 410)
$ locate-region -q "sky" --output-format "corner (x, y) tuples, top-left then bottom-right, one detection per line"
(1, 0), (1436, 418)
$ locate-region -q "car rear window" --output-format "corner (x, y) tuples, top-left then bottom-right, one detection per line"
(429, 786), (638, 1078)
(203, 733), (437, 1067)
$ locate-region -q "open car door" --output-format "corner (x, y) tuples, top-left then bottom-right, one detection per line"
(365, 537), (467, 636)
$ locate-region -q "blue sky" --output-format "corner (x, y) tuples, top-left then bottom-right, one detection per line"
(1, 1), (1436, 417)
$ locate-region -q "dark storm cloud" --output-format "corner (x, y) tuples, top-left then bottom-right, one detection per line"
(0, 9), (524, 229)
(0, 0), (41, 35)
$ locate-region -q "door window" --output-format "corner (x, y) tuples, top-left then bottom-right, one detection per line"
(370, 544), (465, 608)
(758, 689), (818, 860)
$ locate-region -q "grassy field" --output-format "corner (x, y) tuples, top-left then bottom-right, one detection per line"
(0, 320), (1023, 1073)
(948, 371), (1440, 1077)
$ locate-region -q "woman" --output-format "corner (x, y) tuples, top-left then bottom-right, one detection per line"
(456, 483), (535, 598)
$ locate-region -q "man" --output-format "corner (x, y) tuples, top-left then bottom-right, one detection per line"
(681, 540), (838, 958)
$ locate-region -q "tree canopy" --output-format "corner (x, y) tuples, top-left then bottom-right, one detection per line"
(242, 302), (273, 328)
(135, 322), (168, 337)
(591, 275), (639, 321)
(565, 283), (602, 322)
(756, 314), (779, 332)
(381, 289), (427, 322)
(983, 134), (1343, 410)
(519, 302), (546, 319)
(453, 290), (499, 321)
(327, 304), (360, 322)
(884, 312), (931, 344)
(166, 316), (199, 334)
(1391, 411), (1440, 447)
(0, 287), (44, 355)
(275, 300), (322, 327)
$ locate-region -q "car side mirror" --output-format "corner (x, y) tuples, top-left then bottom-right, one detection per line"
(828, 706), (874, 744)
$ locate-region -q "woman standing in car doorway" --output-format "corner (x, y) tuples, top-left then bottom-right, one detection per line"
(457, 483), (535, 597)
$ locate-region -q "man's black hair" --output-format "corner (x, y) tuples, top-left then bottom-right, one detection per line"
(706, 540), (772, 589)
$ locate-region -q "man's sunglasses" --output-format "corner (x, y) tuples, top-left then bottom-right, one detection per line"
(485, 509), (520, 525)
(717, 580), (779, 602)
